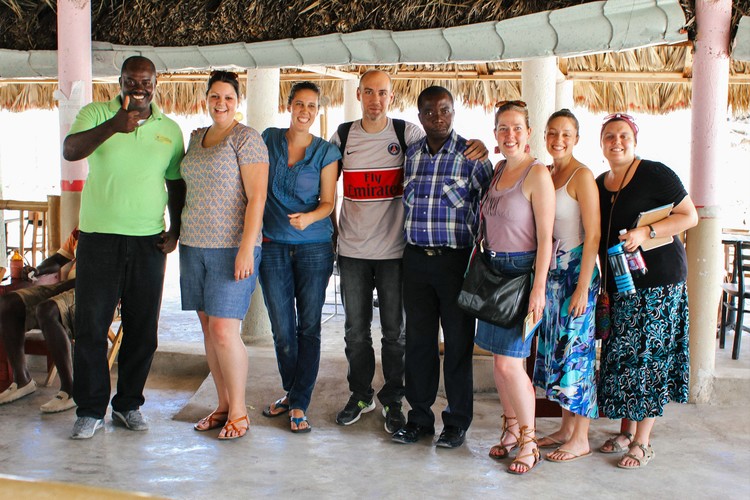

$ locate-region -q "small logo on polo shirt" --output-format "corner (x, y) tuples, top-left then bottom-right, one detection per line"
(387, 143), (400, 155)
(155, 135), (173, 145)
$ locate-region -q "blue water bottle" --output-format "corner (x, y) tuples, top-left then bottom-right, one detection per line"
(607, 242), (636, 295)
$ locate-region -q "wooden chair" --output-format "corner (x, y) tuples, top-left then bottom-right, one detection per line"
(719, 241), (750, 359)
(29, 308), (124, 386)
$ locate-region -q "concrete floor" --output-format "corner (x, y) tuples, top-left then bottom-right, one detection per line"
(0, 255), (749, 499)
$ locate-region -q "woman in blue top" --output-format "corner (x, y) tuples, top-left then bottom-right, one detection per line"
(259, 82), (341, 433)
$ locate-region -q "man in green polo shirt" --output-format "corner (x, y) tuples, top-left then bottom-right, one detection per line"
(63, 56), (186, 439)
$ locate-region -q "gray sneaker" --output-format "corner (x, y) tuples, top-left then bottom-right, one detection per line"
(112, 409), (149, 431)
(70, 416), (104, 439)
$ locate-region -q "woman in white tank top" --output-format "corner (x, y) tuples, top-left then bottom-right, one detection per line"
(531, 109), (601, 462)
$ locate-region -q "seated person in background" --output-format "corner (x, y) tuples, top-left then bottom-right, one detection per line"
(0, 228), (79, 412)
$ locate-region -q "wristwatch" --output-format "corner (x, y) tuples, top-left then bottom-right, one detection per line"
(648, 224), (656, 239)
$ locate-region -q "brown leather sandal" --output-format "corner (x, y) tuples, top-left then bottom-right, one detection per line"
(489, 415), (520, 460)
(194, 410), (228, 432)
(218, 415), (249, 440)
(507, 426), (542, 475)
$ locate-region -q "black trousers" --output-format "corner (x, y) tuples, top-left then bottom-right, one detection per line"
(402, 245), (474, 430)
(73, 232), (166, 419)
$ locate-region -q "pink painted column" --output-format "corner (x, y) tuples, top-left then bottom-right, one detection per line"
(56, 0), (92, 238)
(687, 0), (732, 403)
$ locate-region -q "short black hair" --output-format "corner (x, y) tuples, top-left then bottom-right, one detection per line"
(207, 70), (240, 98)
(417, 86), (453, 110)
(288, 81), (320, 106)
(120, 56), (156, 76)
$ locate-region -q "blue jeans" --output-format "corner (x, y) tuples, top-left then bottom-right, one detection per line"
(259, 241), (334, 412)
(338, 256), (405, 405)
(73, 232), (166, 419)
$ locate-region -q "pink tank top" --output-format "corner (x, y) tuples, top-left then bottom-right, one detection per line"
(482, 160), (539, 253)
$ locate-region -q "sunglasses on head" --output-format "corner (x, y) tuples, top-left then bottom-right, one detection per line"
(603, 112), (636, 123)
(495, 100), (527, 109)
(602, 112), (639, 135)
(210, 70), (239, 80)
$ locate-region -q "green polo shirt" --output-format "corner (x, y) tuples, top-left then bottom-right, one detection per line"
(68, 96), (184, 236)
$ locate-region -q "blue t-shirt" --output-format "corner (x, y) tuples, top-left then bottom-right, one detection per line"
(261, 127), (341, 244)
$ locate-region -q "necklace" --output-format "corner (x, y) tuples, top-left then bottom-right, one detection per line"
(609, 157), (638, 203)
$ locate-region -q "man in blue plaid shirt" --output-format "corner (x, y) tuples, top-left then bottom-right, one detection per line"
(392, 86), (493, 449)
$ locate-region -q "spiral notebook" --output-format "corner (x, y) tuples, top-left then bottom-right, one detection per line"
(634, 203), (674, 251)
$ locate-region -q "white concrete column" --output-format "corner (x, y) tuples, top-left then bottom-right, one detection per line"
(56, 0), (92, 238)
(241, 68), (280, 346)
(521, 57), (557, 164)
(687, 0), (732, 403)
(555, 72), (574, 112)
(343, 79), (360, 123)
(246, 68), (280, 131)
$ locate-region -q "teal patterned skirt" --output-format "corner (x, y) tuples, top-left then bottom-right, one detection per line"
(533, 244), (600, 418)
(598, 282), (690, 420)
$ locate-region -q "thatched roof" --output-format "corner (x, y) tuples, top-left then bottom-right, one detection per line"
(0, 1), (748, 116)
(0, 1), (687, 50)
(0, 0), (742, 49)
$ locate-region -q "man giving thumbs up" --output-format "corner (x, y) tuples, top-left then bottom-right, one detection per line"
(63, 56), (186, 439)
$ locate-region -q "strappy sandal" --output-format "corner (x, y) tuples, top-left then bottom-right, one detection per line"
(489, 415), (520, 460)
(262, 396), (290, 418)
(599, 431), (634, 454)
(194, 410), (228, 432)
(290, 413), (312, 434)
(617, 441), (655, 469)
(218, 415), (249, 440)
(507, 426), (542, 475)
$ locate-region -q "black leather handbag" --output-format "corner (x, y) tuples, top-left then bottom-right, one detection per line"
(457, 246), (532, 328)
(457, 162), (532, 328)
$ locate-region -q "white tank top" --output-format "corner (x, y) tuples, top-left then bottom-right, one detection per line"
(553, 168), (585, 252)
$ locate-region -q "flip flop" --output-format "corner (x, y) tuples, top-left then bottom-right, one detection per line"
(537, 435), (564, 449)
(546, 448), (593, 463)
(262, 397), (290, 418)
(290, 414), (312, 434)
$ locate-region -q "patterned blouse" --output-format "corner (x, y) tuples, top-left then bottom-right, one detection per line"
(180, 124), (269, 248)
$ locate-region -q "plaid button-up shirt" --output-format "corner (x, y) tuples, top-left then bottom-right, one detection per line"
(403, 130), (494, 249)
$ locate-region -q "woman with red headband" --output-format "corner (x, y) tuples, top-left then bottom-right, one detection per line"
(596, 113), (697, 468)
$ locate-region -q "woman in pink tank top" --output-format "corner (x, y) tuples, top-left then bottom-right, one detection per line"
(476, 101), (555, 475)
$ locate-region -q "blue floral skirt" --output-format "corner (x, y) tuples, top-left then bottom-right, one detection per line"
(533, 245), (599, 418)
(597, 281), (690, 421)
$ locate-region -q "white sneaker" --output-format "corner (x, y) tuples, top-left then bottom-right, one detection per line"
(40, 391), (76, 413)
(0, 380), (36, 404)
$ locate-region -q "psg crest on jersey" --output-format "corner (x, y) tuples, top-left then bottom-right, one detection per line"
(387, 142), (401, 155)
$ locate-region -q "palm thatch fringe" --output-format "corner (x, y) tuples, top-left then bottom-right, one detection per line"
(0, 46), (747, 116)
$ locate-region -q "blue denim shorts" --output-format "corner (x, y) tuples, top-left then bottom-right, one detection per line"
(474, 250), (536, 358)
(179, 244), (261, 319)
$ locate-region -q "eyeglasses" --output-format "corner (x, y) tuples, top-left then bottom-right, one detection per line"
(495, 100), (527, 109)
(602, 112), (639, 135)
